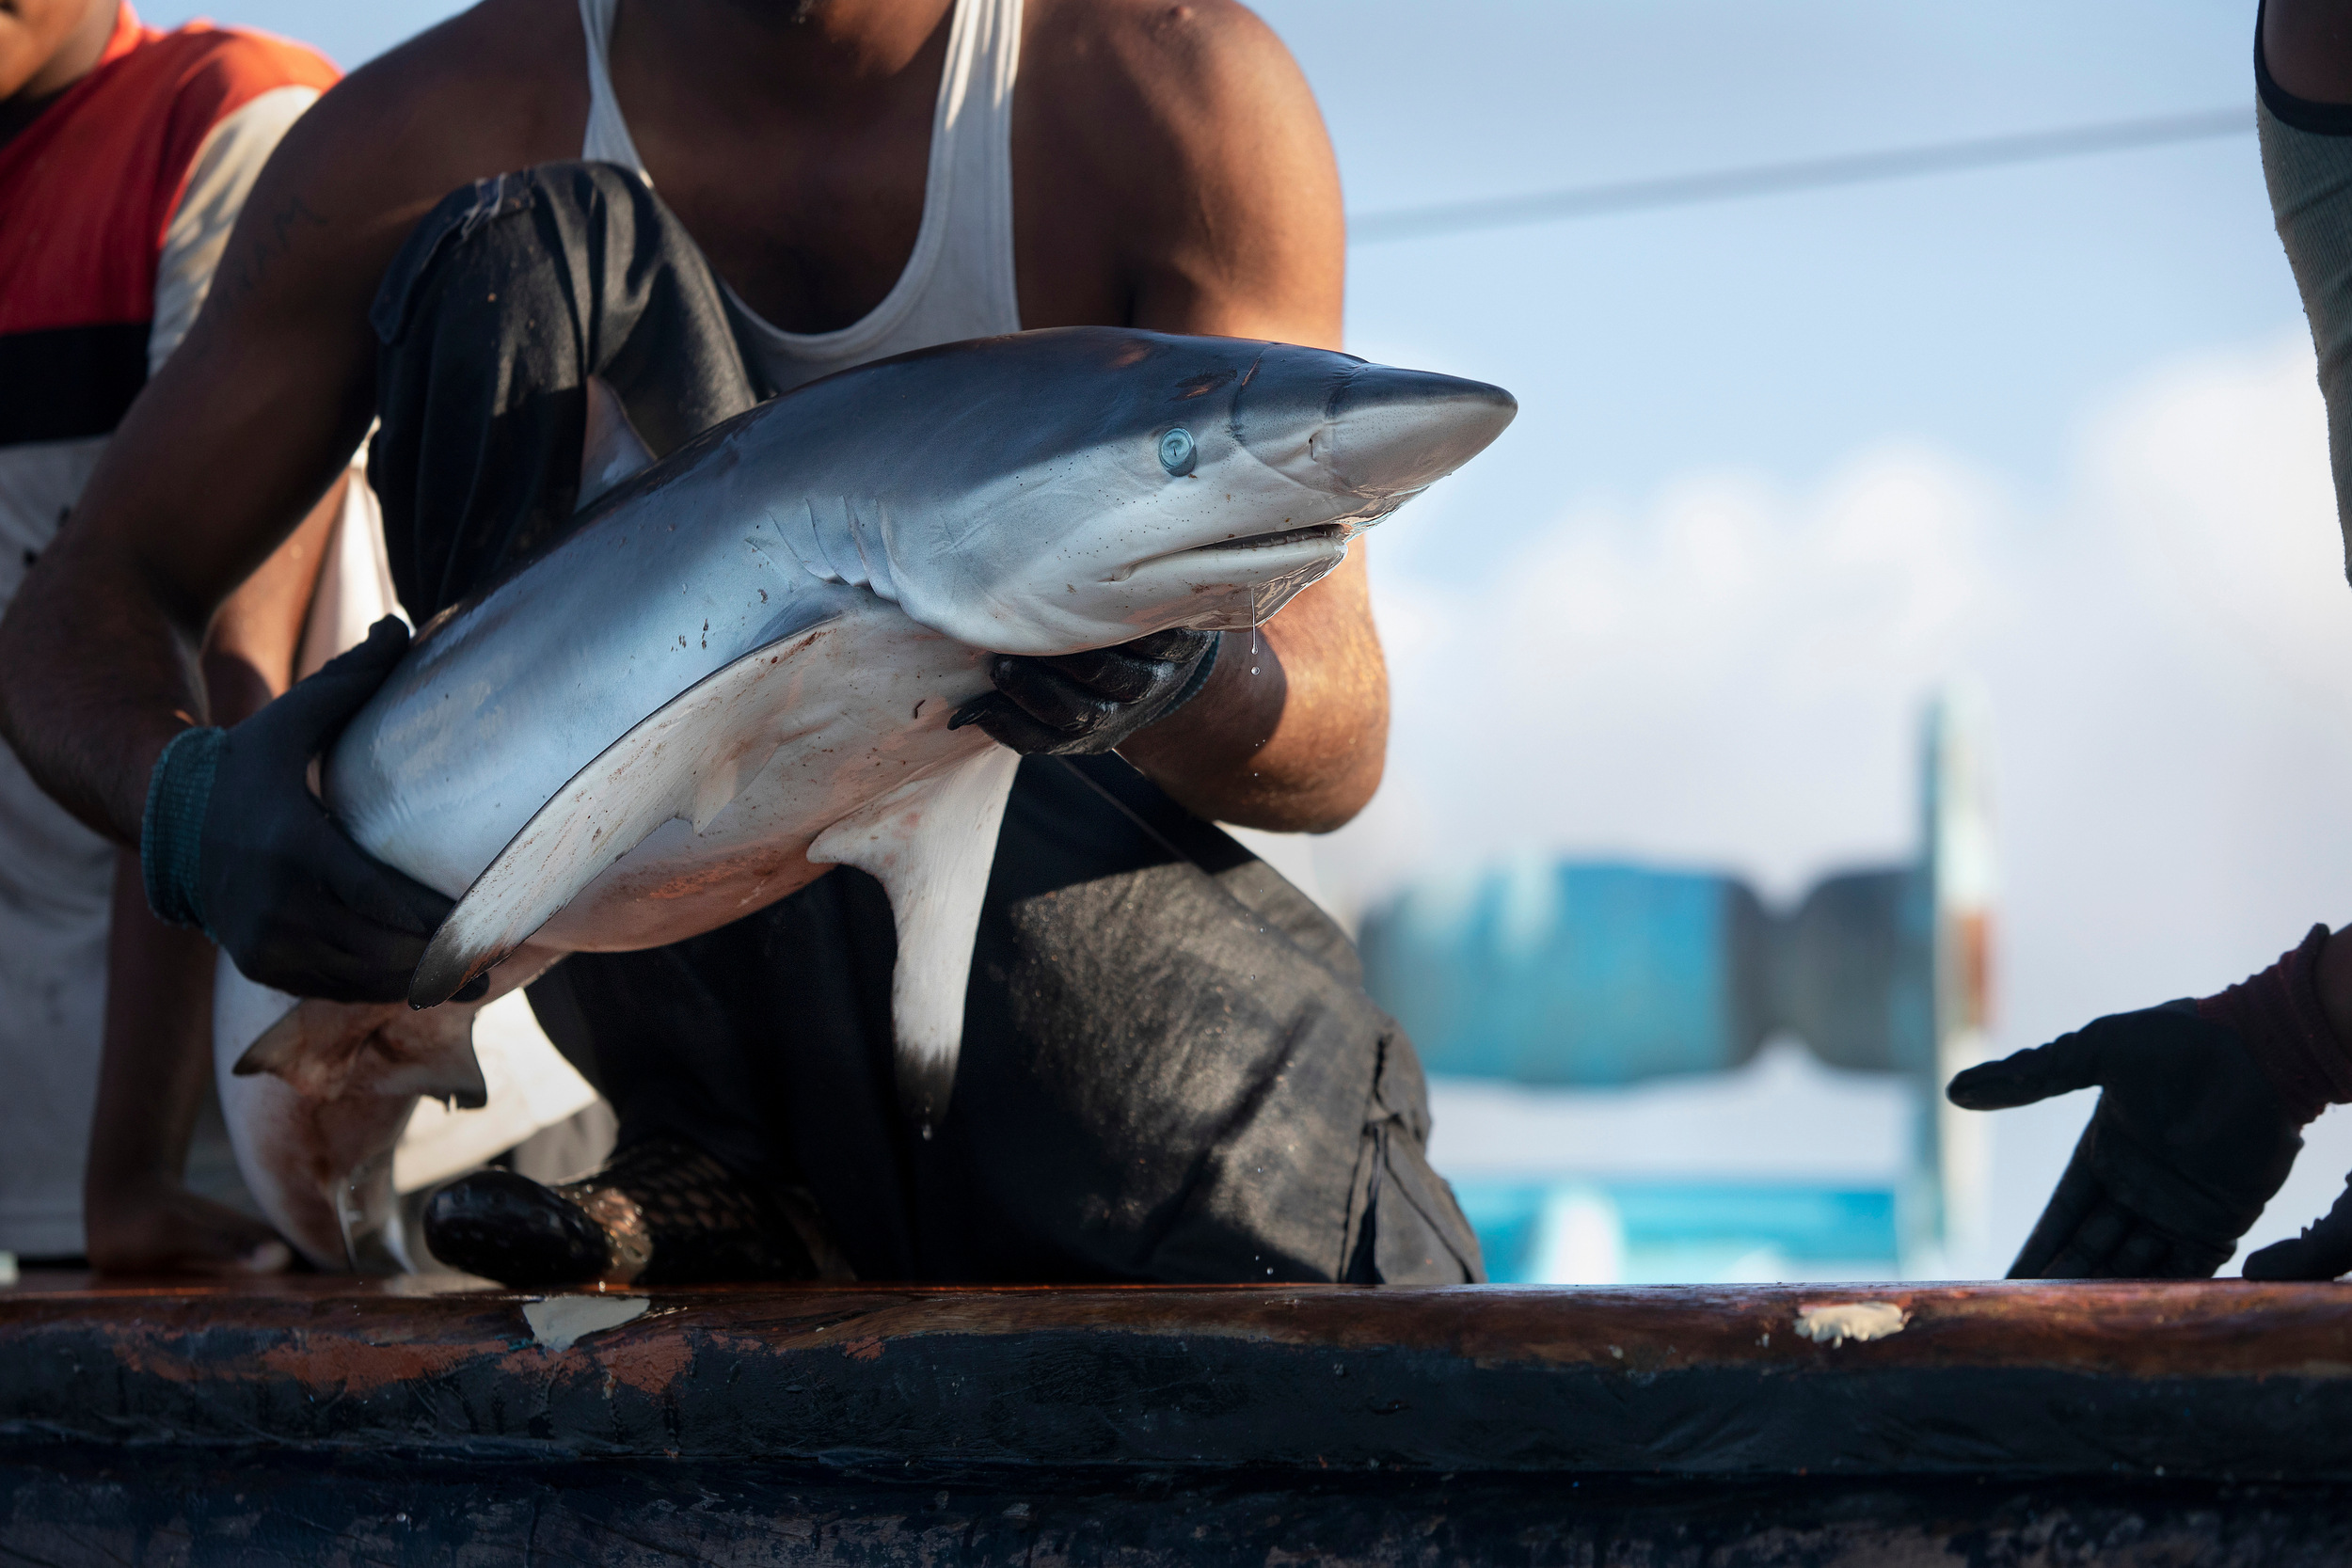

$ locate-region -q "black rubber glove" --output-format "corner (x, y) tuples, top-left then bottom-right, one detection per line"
(1947, 1002), (2304, 1278)
(949, 628), (1218, 756)
(141, 616), (461, 1004)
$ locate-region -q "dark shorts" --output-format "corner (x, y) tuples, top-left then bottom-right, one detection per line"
(366, 162), (1482, 1285)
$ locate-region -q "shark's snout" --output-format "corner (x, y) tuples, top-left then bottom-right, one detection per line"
(1231, 347), (1517, 499)
(1316, 367), (1518, 497)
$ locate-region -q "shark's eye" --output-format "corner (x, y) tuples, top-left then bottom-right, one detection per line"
(1157, 426), (1197, 477)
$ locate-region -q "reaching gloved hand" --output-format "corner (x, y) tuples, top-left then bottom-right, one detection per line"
(1947, 925), (2351, 1278)
(141, 615), (464, 1004)
(948, 628), (1219, 756)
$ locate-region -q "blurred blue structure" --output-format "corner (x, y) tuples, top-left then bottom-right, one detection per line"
(1448, 1179), (1901, 1283)
(1359, 689), (1994, 1281)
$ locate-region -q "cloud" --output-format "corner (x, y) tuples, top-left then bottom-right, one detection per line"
(1329, 334), (2352, 936)
(1335, 442), (2007, 906)
(2086, 337), (2350, 704)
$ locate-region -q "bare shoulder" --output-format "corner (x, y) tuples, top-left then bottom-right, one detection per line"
(229, 0), (585, 282)
(331, 0), (584, 145)
(1016, 0), (1342, 343)
(1022, 0), (1320, 153)
(1032, 0), (1295, 74)
(134, 0), (594, 520)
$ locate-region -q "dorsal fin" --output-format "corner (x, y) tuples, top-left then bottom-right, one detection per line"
(578, 375), (656, 510)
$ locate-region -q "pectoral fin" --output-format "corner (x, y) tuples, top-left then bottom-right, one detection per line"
(223, 973), (490, 1109)
(578, 375), (656, 510)
(408, 621), (842, 1007)
(808, 744), (1020, 1129)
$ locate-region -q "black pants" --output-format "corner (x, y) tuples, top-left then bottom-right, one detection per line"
(367, 163), (1482, 1285)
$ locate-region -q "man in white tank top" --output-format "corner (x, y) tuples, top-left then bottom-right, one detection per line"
(0, 0), (1480, 1284)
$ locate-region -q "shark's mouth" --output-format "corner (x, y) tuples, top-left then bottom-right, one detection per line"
(1110, 522), (1353, 584)
(1180, 522), (1354, 558)
(1158, 522), (1355, 572)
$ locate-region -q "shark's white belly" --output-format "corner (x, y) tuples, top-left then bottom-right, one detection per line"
(527, 607), (998, 953)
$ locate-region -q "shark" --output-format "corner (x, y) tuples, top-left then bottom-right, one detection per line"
(212, 325), (1517, 1268)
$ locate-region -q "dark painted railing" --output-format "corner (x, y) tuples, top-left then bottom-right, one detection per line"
(2, 1274), (2348, 1561)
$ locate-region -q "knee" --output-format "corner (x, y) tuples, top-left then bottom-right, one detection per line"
(368, 162), (665, 351)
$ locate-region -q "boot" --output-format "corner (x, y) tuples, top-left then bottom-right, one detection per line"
(422, 1135), (821, 1287)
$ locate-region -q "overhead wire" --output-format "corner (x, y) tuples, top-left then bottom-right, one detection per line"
(1346, 106), (2251, 245)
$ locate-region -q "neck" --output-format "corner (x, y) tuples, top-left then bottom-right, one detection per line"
(612, 0), (953, 117)
(0, 1), (118, 151)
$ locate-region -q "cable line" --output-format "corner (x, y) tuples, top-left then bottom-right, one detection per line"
(1347, 106), (2249, 245)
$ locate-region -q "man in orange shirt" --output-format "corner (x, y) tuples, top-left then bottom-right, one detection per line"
(0, 0), (341, 1269)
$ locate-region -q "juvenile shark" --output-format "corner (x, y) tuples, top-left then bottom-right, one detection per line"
(215, 325), (1515, 1267)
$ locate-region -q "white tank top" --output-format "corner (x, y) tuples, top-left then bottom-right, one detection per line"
(577, 0), (1023, 396)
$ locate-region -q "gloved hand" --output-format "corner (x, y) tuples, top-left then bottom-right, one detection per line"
(949, 628), (1218, 756)
(1947, 925), (2351, 1278)
(142, 616), (462, 1004)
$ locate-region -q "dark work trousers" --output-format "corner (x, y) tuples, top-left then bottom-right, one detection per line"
(366, 163), (1483, 1285)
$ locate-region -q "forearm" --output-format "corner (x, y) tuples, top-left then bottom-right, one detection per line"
(83, 853), (284, 1275)
(0, 526), (211, 844)
(1120, 548), (1387, 832)
(0, 449), (345, 855)
(87, 851), (215, 1202)
(201, 472), (342, 720)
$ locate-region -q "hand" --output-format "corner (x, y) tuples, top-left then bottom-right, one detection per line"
(1947, 1003), (2304, 1277)
(147, 616), (458, 1003)
(85, 1174), (293, 1276)
(949, 629), (1217, 756)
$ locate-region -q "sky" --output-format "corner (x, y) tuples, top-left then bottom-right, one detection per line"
(158, 0), (2352, 1277)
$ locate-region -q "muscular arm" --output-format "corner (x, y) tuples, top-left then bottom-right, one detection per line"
(36, 0), (590, 1259)
(0, 172), (375, 840)
(1020, 0), (1379, 832)
(0, 1), (579, 844)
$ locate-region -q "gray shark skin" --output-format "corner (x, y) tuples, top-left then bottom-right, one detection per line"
(215, 326), (1514, 1268)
